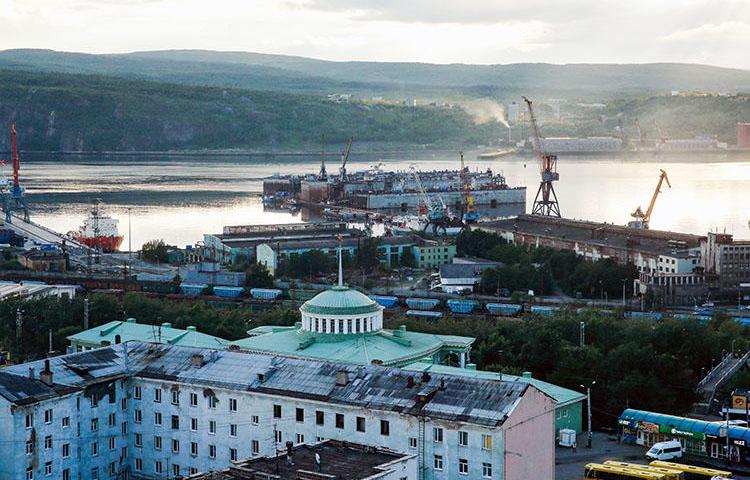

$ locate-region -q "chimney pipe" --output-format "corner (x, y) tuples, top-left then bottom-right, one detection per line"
(335, 370), (349, 386)
(28, 367), (35, 379)
(40, 359), (53, 386)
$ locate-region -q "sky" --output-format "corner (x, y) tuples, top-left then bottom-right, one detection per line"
(1, 0), (749, 69)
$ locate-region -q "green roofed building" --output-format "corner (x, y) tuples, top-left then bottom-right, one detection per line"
(404, 362), (586, 435)
(67, 318), (228, 352)
(233, 284), (474, 368)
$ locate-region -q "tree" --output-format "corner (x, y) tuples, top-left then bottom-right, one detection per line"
(356, 238), (381, 270)
(399, 249), (417, 268)
(141, 239), (169, 264)
(245, 263), (274, 288)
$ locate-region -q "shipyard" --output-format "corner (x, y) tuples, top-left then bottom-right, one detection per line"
(2, 4), (750, 480)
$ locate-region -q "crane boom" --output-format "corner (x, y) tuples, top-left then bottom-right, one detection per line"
(339, 137), (353, 181)
(629, 169), (670, 229)
(523, 96), (561, 217)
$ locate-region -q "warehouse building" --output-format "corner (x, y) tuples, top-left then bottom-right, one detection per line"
(0, 341), (555, 480)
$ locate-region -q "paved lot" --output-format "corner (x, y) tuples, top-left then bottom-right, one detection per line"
(555, 432), (750, 480)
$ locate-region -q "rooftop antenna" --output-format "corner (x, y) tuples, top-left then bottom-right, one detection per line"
(337, 234), (344, 287)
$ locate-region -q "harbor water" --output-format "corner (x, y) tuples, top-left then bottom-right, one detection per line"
(13, 150), (750, 249)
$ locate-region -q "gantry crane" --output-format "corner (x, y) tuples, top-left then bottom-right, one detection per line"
(339, 137), (353, 182)
(1, 124), (29, 223)
(458, 151), (479, 223)
(628, 169), (670, 229)
(409, 164), (452, 235)
(523, 96), (561, 217)
(318, 134), (327, 181)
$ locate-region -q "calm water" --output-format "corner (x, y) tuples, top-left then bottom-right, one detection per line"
(11, 151), (750, 249)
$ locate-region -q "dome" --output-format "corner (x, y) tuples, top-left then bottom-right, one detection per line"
(300, 286), (382, 316)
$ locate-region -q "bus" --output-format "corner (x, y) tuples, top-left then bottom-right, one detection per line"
(585, 463), (667, 479)
(604, 461), (684, 480)
(649, 461), (733, 480)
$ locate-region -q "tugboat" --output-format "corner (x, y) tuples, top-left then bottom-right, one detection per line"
(69, 201), (123, 252)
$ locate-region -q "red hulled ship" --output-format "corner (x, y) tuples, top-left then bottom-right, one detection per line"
(69, 202), (123, 252)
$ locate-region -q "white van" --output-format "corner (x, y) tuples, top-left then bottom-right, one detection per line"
(646, 440), (683, 460)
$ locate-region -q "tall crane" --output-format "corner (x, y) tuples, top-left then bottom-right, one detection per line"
(318, 134), (327, 181)
(409, 164), (450, 235)
(1, 124), (29, 223)
(339, 137), (353, 182)
(523, 96), (561, 217)
(458, 151), (479, 223)
(628, 169), (670, 229)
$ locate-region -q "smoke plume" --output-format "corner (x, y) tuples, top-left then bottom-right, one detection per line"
(461, 98), (510, 128)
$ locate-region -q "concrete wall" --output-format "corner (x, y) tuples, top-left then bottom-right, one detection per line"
(555, 401), (584, 435)
(504, 385), (555, 480)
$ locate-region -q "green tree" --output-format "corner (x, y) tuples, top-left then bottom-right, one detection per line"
(245, 263), (274, 288)
(399, 249), (417, 268)
(356, 238), (381, 270)
(141, 239), (169, 264)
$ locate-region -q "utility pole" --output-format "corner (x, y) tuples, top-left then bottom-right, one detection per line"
(579, 321), (585, 347)
(580, 381), (596, 448)
(15, 308), (22, 342)
(622, 278), (627, 307)
(84, 298), (90, 330)
(48, 329), (53, 354)
(274, 423), (279, 474)
(127, 207), (132, 260)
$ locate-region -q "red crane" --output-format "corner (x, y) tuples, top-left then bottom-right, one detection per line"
(10, 123), (19, 187)
(523, 96), (561, 217)
(2, 123), (29, 222)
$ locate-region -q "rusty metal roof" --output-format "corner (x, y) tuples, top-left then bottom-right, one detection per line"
(0, 342), (528, 426)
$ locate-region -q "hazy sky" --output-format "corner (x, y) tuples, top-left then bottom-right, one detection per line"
(2, 0), (749, 68)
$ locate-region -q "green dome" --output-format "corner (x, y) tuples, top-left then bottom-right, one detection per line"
(300, 286), (382, 316)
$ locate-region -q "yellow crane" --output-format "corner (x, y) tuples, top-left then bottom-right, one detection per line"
(629, 169), (670, 229)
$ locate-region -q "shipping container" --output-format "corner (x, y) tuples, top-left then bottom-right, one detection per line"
(406, 297), (441, 310)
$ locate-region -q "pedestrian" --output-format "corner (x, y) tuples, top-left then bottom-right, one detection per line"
(315, 452), (321, 472)
(573, 441), (577, 453)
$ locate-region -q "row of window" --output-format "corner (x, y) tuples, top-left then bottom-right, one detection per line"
(433, 455), (492, 477)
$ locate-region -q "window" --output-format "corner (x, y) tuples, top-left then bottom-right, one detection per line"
(209, 444), (216, 459)
(90, 395), (98, 408)
(380, 419), (390, 436)
(171, 415), (179, 430)
(91, 441), (98, 456)
(230, 447), (238, 461)
(90, 468), (98, 480)
(108, 413), (116, 427)
(44, 462), (52, 476)
(296, 433), (304, 443)
(62, 416), (70, 428)
(172, 439), (179, 453)
(252, 415), (259, 425)
(273, 404), (282, 418)
(44, 435), (52, 449)
(409, 437), (417, 449)
(275, 430), (282, 443)
(190, 392), (198, 406)
(229, 398), (237, 412)
(316, 436), (325, 442)
(208, 395), (218, 409)
(26, 439), (34, 455)
(109, 437), (116, 450)
(44, 409), (53, 424)
(230, 424), (238, 437)
(433, 427), (443, 443)
(62, 470), (70, 480)
(482, 434), (493, 450)
(356, 416), (366, 432)
(154, 388), (161, 403)
(171, 390), (179, 405)
(173, 464), (180, 477)
(154, 436), (162, 451)
(434, 455), (443, 471)
(134, 409), (142, 423)
(209, 420), (216, 434)
(191, 417), (198, 431)
(191, 442), (198, 456)
(26, 467), (33, 480)
(121, 398), (127, 411)
(25, 413), (33, 429)
(336, 413), (344, 429)
(134, 458), (142, 472)
(121, 421), (127, 435)
(251, 440), (259, 455)
(459, 458), (468, 475)
(458, 430), (468, 447)
(62, 443), (70, 458)
(91, 418), (98, 432)
(155, 461), (162, 474)
(296, 407), (304, 422)
(152, 411), (163, 426)
(134, 386), (141, 400)
(135, 433), (142, 447)
(482, 462), (493, 478)
(316, 411), (324, 426)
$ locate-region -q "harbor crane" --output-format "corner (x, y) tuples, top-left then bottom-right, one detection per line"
(628, 169), (670, 229)
(339, 137), (353, 182)
(523, 96), (561, 217)
(1, 124), (29, 223)
(318, 134), (327, 181)
(409, 164), (452, 235)
(458, 151), (479, 223)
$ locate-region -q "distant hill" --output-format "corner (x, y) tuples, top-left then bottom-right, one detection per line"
(0, 69), (501, 152)
(3, 49), (750, 99)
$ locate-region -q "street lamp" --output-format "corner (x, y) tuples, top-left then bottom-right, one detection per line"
(580, 380), (596, 448)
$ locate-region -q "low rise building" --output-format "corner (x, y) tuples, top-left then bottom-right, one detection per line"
(437, 259), (501, 293)
(179, 261), (245, 287)
(66, 318), (228, 352)
(412, 240), (456, 269)
(635, 249), (707, 305)
(0, 342), (555, 480)
(18, 248), (67, 272)
(186, 440), (416, 480)
(0, 281), (78, 300)
(701, 232), (750, 290)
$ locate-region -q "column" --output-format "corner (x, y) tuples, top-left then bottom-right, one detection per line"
(460, 351), (466, 368)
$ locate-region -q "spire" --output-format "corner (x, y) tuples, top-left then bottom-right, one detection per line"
(337, 234), (343, 287)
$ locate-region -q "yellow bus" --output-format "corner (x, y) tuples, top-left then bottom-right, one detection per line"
(585, 463), (667, 479)
(604, 461), (684, 480)
(649, 461), (733, 480)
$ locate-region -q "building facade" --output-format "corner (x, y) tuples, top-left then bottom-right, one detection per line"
(0, 342), (555, 480)
(701, 232), (750, 290)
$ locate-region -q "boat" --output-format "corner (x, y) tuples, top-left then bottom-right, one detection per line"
(388, 214), (464, 236)
(69, 202), (123, 253)
(477, 148), (516, 159)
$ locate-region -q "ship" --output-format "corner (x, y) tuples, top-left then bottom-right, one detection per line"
(69, 202), (123, 252)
